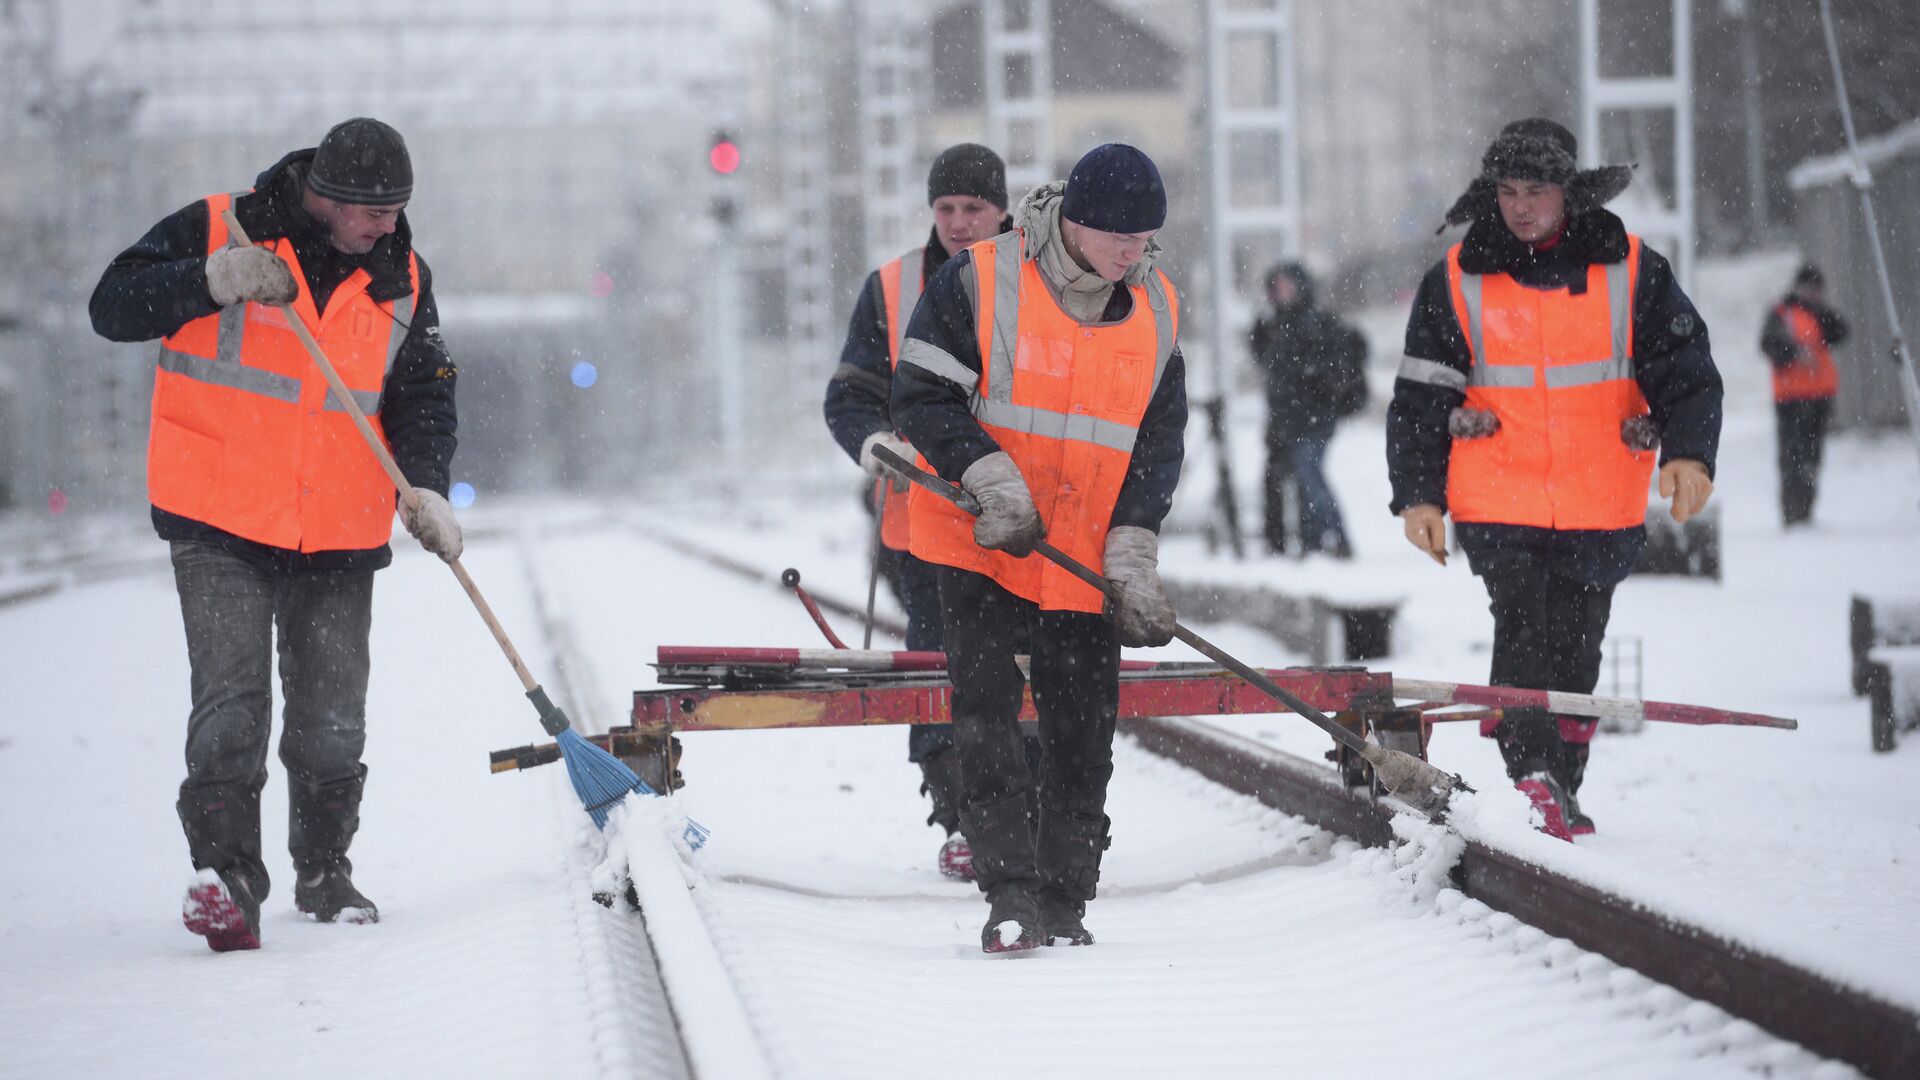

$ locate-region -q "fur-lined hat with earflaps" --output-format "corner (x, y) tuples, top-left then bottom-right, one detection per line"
(1437, 118), (1634, 233)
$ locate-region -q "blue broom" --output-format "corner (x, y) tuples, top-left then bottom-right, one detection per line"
(219, 208), (708, 842)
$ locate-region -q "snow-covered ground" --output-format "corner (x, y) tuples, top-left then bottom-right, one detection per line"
(2, 249), (1909, 1078)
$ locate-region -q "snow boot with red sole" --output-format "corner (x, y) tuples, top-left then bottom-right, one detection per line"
(182, 868), (261, 953)
(938, 834), (975, 881)
(1515, 773), (1574, 842)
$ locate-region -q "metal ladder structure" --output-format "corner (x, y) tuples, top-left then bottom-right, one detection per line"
(981, 0), (1053, 200)
(1578, 0), (1695, 289)
(855, 0), (931, 269)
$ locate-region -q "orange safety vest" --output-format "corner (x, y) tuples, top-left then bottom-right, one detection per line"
(872, 248), (925, 551)
(147, 191), (419, 552)
(1770, 302), (1840, 402)
(906, 229), (1179, 613)
(1443, 235), (1655, 531)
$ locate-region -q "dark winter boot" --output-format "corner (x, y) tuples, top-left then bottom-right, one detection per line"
(178, 782), (269, 910)
(960, 791), (1042, 953)
(294, 859), (379, 924)
(1035, 808), (1109, 946)
(182, 867), (261, 952)
(1551, 736), (1594, 836)
(290, 767), (377, 923)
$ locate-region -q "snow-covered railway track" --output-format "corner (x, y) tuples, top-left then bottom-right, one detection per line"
(512, 518), (1894, 1079)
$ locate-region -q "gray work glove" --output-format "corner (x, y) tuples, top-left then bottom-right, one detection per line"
(960, 451), (1042, 556)
(1103, 525), (1176, 647)
(1448, 407), (1500, 440)
(205, 245), (298, 307)
(1620, 414), (1660, 452)
(859, 431), (915, 493)
(402, 489), (464, 562)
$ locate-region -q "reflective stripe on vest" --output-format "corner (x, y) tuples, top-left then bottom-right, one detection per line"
(875, 248), (926, 551)
(1770, 302), (1840, 402)
(907, 227), (1180, 612)
(1442, 234), (1655, 531)
(147, 190), (419, 552)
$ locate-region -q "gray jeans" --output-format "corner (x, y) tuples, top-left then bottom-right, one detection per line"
(170, 540), (375, 896)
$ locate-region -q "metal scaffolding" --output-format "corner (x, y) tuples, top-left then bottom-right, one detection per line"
(982, 0), (1053, 198)
(856, 0), (931, 268)
(1578, 0), (1695, 290)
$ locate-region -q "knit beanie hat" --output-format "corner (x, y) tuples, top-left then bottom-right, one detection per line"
(308, 118), (413, 205)
(1061, 143), (1166, 234)
(927, 143), (1008, 209)
(1794, 263), (1825, 288)
(1439, 118), (1632, 232)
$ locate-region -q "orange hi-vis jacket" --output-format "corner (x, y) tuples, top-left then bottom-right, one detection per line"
(1770, 301), (1840, 403)
(1442, 234), (1656, 530)
(148, 191), (418, 553)
(872, 247), (925, 551)
(907, 229), (1179, 612)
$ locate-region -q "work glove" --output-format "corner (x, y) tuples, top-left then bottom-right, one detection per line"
(1103, 525), (1176, 647)
(205, 245), (298, 307)
(960, 451), (1043, 556)
(402, 489), (464, 562)
(1659, 459), (1713, 524)
(1448, 407), (1500, 440)
(1400, 503), (1448, 566)
(859, 431), (915, 493)
(1620, 415), (1660, 452)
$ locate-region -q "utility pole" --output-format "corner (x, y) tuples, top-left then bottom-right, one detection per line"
(1724, 0), (1772, 243)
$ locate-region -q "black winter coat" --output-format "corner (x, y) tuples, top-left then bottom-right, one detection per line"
(89, 149), (458, 573)
(1386, 210), (1723, 586)
(1249, 302), (1360, 436)
(890, 246), (1188, 534)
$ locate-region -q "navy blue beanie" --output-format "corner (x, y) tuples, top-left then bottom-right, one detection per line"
(1061, 144), (1166, 233)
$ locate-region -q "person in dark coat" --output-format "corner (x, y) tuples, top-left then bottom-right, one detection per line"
(1759, 264), (1848, 526)
(90, 118), (460, 950)
(1248, 261), (1366, 558)
(822, 143), (1018, 881)
(892, 145), (1187, 951)
(1387, 118), (1722, 840)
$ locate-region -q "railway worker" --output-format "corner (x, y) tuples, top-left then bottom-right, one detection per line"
(892, 144), (1187, 952)
(89, 118), (462, 951)
(823, 144), (1020, 882)
(1387, 118), (1722, 839)
(1759, 263), (1849, 527)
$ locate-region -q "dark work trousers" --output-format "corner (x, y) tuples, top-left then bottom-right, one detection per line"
(1262, 434), (1293, 555)
(938, 567), (1120, 896)
(1479, 556), (1616, 794)
(879, 546), (952, 762)
(171, 540), (375, 902)
(1775, 397), (1833, 526)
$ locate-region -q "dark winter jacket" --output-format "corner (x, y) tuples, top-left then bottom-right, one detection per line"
(1386, 210), (1723, 586)
(823, 220), (1008, 463)
(1760, 294), (1848, 369)
(890, 242), (1188, 534)
(89, 149), (458, 573)
(1249, 264), (1365, 437)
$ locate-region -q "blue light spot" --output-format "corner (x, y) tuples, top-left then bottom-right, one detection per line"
(571, 361), (598, 388)
(449, 482), (476, 509)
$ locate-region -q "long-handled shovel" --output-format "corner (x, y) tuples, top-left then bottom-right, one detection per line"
(871, 445), (1466, 820)
(221, 210), (683, 834)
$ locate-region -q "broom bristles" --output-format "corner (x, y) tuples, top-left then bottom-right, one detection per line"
(555, 728), (709, 845)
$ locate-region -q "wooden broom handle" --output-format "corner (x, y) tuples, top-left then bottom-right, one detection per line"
(220, 209), (539, 693)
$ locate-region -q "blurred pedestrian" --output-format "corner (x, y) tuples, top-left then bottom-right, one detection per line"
(1249, 262), (1367, 558)
(1387, 118), (1722, 840)
(823, 143), (1023, 882)
(1759, 263), (1848, 527)
(89, 118), (461, 950)
(893, 144), (1187, 951)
